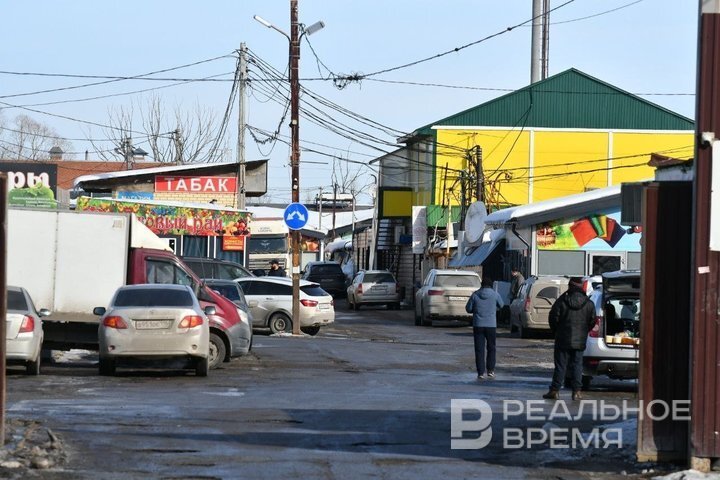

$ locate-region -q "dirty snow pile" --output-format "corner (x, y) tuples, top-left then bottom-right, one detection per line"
(655, 471), (720, 479)
(0, 419), (66, 476)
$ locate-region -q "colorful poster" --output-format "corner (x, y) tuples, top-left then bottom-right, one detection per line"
(2, 163), (58, 208)
(76, 197), (250, 237)
(536, 211), (642, 252)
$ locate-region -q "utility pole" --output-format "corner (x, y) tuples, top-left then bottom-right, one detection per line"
(0, 173), (7, 446)
(530, 0), (543, 83)
(318, 187), (324, 259)
(541, 0), (550, 79)
(331, 182), (338, 240)
(474, 145), (484, 203)
(459, 170), (467, 231)
(289, 0), (301, 336)
(173, 129), (183, 164)
(124, 137), (133, 170)
(236, 43), (248, 210)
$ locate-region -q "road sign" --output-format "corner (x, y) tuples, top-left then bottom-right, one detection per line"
(284, 202), (309, 230)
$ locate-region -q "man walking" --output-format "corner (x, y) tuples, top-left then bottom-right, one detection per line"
(543, 277), (595, 400)
(465, 277), (504, 380)
(510, 267), (525, 299)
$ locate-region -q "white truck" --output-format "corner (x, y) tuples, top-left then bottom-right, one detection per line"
(8, 208), (174, 350)
(246, 217), (291, 274)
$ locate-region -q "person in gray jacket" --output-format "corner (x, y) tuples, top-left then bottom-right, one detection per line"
(465, 277), (504, 380)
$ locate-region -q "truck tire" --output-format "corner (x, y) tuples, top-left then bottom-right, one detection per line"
(269, 313), (291, 334)
(301, 326), (320, 336)
(26, 356), (40, 376)
(99, 357), (116, 376)
(195, 357), (209, 377)
(208, 333), (226, 370)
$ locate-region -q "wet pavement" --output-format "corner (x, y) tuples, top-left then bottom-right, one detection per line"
(3, 301), (664, 479)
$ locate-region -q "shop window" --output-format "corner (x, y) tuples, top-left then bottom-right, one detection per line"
(537, 250), (585, 276)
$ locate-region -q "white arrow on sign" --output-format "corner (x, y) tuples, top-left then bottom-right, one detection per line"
(287, 209), (306, 222)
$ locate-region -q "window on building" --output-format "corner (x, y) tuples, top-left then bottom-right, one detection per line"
(537, 250), (585, 276)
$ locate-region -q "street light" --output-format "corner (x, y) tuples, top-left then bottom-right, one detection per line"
(254, 3), (324, 336)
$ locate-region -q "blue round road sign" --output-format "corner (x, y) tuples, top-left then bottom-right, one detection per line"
(284, 202), (309, 230)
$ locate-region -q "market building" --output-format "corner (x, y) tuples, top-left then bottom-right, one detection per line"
(366, 68), (694, 304)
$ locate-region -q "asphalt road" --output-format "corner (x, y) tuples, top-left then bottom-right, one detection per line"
(4, 301), (652, 480)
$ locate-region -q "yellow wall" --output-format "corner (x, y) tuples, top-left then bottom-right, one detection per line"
(434, 129), (694, 207)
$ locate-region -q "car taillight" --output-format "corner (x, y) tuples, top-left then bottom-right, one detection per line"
(179, 316), (204, 328)
(103, 316), (128, 329)
(588, 316), (602, 338)
(19, 315), (34, 333)
(428, 289), (444, 296)
(524, 298), (531, 312)
(300, 299), (318, 307)
(357, 284), (363, 294)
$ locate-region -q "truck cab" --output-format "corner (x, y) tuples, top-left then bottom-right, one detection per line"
(246, 218), (290, 275)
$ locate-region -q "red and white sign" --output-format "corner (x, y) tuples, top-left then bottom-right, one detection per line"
(222, 235), (246, 251)
(155, 176), (237, 193)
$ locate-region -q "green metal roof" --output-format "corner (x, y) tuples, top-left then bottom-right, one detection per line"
(413, 68), (694, 136)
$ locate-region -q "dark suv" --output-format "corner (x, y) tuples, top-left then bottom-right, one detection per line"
(181, 257), (254, 281)
(301, 261), (347, 296)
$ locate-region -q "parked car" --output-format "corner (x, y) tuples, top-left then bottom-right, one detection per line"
(301, 261), (347, 296)
(583, 270), (641, 389)
(346, 270), (401, 310)
(509, 275), (569, 338)
(94, 284), (213, 376)
(6, 286), (49, 375)
(235, 277), (334, 336)
(414, 269), (481, 326)
(182, 256), (254, 281)
(203, 279), (254, 355)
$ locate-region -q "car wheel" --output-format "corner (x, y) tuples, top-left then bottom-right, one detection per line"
(99, 357), (116, 376)
(26, 356), (40, 376)
(208, 333), (226, 369)
(582, 375), (592, 391)
(414, 308), (421, 326)
(195, 357), (209, 377)
(302, 326), (320, 336)
(269, 313), (292, 334)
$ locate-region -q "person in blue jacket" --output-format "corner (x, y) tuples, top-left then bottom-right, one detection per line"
(465, 276), (504, 380)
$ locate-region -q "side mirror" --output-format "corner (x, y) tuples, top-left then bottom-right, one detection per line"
(37, 308), (51, 318)
(204, 306), (217, 316)
(93, 307), (106, 316)
(414, 281), (422, 289)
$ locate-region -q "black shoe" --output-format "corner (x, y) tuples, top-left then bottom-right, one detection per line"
(542, 389), (559, 400)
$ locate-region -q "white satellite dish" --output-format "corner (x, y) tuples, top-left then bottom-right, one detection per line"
(464, 201), (487, 246)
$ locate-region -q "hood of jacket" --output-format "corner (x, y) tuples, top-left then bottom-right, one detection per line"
(564, 290), (589, 310)
(478, 287), (495, 300)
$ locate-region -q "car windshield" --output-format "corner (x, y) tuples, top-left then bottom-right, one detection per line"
(8, 291), (27, 311)
(247, 236), (287, 254)
(301, 285), (329, 297)
(209, 284), (241, 302)
(311, 264), (343, 275)
(114, 288), (194, 307)
(364, 273), (395, 283)
(434, 275), (480, 288)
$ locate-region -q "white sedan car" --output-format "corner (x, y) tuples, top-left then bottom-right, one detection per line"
(414, 269), (481, 326)
(7, 286), (49, 375)
(95, 284), (213, 376)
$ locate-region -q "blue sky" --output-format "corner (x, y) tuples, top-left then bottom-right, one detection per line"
(0, 1), (698, 203)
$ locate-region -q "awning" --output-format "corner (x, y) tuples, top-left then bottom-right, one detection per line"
(448, 229), (505, 267)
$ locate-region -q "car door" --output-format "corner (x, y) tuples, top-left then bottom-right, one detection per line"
(531, 284), (564, 326)
(238, 280), (268, 327)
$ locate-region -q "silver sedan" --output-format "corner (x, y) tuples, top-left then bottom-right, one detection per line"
(94, 284), (213, 376)
(7, 286), (49, 375)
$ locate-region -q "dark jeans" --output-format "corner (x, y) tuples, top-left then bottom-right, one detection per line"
(473, 327), (497, 376)
(550, 348), (584, 391)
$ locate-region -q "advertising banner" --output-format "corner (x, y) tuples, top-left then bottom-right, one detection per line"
(1, 162), (57, 208)
(76, 197), (250, 237)
(536, 210), (641, 252)
(155, 175), (237, 193)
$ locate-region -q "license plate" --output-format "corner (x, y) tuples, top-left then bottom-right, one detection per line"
(318, 304), (330, 310)
(135, 320), (172, 330)
(448, 296), (466, 301)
